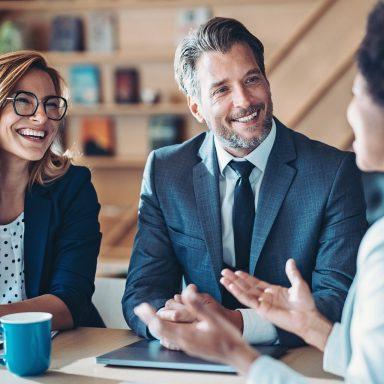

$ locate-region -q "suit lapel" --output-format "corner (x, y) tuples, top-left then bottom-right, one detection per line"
(24, 184), (52, 298)
(250, 121), (297, 274)
(193, 133), (223, 300)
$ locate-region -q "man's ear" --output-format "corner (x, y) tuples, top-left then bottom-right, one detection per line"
(187, 96), (204, 123)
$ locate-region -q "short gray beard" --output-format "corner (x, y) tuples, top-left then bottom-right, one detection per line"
(214, 104), (273, 150)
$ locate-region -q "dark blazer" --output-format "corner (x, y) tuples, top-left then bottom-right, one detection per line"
(24, 165), (103, 327)
(123, 120), (367, 346)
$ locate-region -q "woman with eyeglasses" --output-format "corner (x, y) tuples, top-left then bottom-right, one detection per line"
(0, 51), (103, 330)
(135, 2), (384, 382)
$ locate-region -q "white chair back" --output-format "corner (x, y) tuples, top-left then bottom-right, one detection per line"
(93, 277), (128, 329)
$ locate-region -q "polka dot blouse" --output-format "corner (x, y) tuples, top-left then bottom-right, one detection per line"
(0, 212), (26, 304)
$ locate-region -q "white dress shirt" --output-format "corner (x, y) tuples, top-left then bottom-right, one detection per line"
(246, 215), (384, 383)
(214, 119), (278, 344)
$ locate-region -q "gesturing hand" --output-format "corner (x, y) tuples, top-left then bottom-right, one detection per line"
(155, 284), (244, 350)
(135, 286), (259, 375)
(221, 259), (332, 349)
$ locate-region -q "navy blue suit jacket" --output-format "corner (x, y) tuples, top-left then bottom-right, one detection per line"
(24, 165), (103, 327)
(123, 120), (367, 346)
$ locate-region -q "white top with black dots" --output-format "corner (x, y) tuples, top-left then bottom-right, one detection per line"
(0, 212), (26, 304)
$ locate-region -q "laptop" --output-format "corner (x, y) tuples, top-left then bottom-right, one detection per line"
(96, 339), (287, 373)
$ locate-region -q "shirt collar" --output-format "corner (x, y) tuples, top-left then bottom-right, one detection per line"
(214, 118), (277, 176)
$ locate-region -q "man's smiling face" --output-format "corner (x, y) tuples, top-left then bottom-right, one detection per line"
(189, 42), (273, 155)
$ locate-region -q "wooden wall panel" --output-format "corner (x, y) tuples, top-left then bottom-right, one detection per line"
(269, 0), (375, 126)
(119, 2), (320, 62)
(213, 1), (323, 60)
(295, 65), (355, 149)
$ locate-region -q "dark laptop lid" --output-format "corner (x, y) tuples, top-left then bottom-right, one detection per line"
(96, 339), (287, 373)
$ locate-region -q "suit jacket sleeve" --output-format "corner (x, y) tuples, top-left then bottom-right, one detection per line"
(49, 167), (102, 327)
(277, 153), (367, 346)
(122, 151), (183, 337)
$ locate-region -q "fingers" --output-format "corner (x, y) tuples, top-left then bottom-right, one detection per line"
(135, 304), (184, 349)
(221, 275), (251, 292)
(285, 259), (304, 288)
(167, 284), (197, 307)
(225, 282), (262, 310)
(221, 269), (270, 291)
(220, 270), (267, 310)
(234, 270), (270, 290)
(165, 298), (184, 309)
(187, 284), (198, 293)
(135, 303), (170, 339)
(182, 289), (238, 334)
(221, 269), (251, 291)
(160, 339), (181, 351)
(157, 307), (195, 323)
(134, 303), (157, 324)
(173, 294), (182, 303)
(256, 291), (282, 318)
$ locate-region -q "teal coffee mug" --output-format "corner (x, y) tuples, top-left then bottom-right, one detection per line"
(0, 312), (52, 376)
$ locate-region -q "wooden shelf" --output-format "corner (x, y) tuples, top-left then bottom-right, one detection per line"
(43, 50), (174, 65)
(0, 0), (295, 11)
(68, 102), (188, 116)
(75, 155), (146, 169)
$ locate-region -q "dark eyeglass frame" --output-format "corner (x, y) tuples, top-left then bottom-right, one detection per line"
(5, 90), (68, 121)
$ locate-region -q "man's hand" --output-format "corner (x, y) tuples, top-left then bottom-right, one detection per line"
(155, 284), (243, 350)
(221, 259), (333, 351)
(157, 285), (198, 324)
(135, 286), (259, 376)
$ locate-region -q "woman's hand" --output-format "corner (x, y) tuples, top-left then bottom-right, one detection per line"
(135, 285), (260, 375)
(221, 259), (332, 351)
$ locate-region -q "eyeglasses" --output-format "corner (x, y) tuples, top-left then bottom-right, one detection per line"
(5, 91), (68, 121)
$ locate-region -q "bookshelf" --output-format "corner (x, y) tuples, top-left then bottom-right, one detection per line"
(43, 50), (174, 65)
(0, 1), (208, 168)
(69, 103), (188, 117)
(0, 0), (327, 267)
(0, 0), (293, 11)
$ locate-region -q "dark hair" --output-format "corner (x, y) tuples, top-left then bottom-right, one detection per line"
(174, 17), (265, 97)
(357, 1), (384, 106)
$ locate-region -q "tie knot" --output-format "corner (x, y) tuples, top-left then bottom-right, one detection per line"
(229, 160), (255, 179)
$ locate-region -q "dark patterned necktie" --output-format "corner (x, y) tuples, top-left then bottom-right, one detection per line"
(229, 160), (255, 272)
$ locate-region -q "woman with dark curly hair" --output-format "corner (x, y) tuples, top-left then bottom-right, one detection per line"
(0, 51), (103, 330)
(135, 2), (384, 382)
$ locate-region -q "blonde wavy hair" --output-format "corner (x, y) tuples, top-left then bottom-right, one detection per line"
(0, 50), (71, 186)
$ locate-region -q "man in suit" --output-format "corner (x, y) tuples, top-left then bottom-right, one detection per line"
(122, 17), (367, 347)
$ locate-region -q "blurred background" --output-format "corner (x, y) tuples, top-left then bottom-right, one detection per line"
(0, 0), (377, 292)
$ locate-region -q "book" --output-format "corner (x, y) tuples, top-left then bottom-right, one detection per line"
(69, 65), (100, 105)
(87, 12), (116, 52)
(81, 117), (115, 156)
(114, 68), (139, 104)
(50, 16), (84, 51)
(148, 115), (183, 150)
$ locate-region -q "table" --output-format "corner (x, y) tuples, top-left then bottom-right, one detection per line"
(1, 328), (342, 383)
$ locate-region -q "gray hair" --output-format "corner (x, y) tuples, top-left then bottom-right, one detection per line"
(174, 17), (265, 98)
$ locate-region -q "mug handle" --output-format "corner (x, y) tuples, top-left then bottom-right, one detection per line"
(0, 324), (5, 365)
